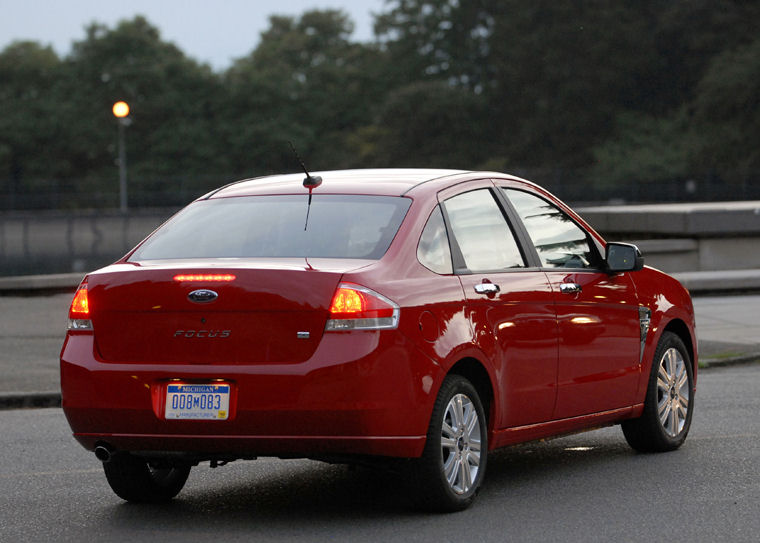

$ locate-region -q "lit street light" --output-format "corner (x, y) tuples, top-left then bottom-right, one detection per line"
(112, 101), (131, 213)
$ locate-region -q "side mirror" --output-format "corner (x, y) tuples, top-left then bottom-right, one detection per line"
(605, 242), (644, 273)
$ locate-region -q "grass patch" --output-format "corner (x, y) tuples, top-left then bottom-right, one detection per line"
(705, 351), (743, 360)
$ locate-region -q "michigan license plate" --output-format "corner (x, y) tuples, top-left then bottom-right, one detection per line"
(165, 384), (230, 420)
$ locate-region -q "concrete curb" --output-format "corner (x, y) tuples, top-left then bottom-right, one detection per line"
(0, 392), (61, 410)
(699, 353), (760, 370)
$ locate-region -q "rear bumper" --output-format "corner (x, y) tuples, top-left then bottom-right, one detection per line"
(69, 433), (426, 458)
(61, 331), (441, 459)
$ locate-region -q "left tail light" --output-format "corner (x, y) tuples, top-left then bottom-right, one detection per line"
(325, 283), (399, 331)
(67, 283), (93, 331)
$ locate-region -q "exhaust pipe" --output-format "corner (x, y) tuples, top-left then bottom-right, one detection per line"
(94, 445), (113, 463)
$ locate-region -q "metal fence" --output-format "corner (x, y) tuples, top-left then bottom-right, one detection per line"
(508, 170), (760, 206)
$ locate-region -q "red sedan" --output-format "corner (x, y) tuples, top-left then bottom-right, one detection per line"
(61, 169), (696, 511)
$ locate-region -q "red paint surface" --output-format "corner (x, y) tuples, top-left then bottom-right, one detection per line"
(61, 169), (697, 459)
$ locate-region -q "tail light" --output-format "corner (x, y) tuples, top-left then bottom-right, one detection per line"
(67, 283), (93, 331)
(325, 283), (399, 331)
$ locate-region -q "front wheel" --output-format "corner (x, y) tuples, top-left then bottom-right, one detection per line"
(103, 453), (191, 503)
(411, 375), (488, 512)
(622, 331), (694, 452)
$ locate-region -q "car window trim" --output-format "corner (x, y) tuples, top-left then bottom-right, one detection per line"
(437, 201), (470, 274)
(490, 182), (543, 269)
(417, 204), (455, 275)
(438, 185), (534, 276)
(496, 184), (606, 272)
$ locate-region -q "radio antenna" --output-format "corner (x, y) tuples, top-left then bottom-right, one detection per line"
(288, 141), (322, 189)
(288, 141), (322, 231)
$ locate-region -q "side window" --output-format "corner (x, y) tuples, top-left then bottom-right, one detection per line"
(443, 189), (525, 273)
(504, 189), (600, 269)
(417, 206), (453, 274)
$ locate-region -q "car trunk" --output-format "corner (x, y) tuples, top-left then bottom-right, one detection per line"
(87, 260), (366, 365)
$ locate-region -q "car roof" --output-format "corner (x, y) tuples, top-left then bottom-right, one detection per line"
(204, 168), (527, 199)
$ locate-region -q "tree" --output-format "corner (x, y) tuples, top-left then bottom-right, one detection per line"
(374, 0), (495, 91)
(224, 9), (387, 174)
(3, 3), (759, 209)
(0, 42), (63, 207)
(591, 111), (692, 188)
(354, 80), (489, 168)
(62, 16), (229, 203)
(373, 1), (664, 169)
(590, 1), (760, 194)
(485, 1), (664, 168)
(653, 0), (760, 112)
(689, 37), (760, 186)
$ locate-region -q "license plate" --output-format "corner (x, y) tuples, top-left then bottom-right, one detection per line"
(165, 384), (230, 420)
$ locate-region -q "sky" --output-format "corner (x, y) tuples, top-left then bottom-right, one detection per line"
(1, 0), (386, 70)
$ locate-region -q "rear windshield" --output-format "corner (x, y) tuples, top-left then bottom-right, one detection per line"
(129, 195), (412, 260)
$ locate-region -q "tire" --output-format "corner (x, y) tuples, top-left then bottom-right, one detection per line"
(103, 453), (191, 503)
(412, 375), (488, 512)
(622, 331), (694, 452)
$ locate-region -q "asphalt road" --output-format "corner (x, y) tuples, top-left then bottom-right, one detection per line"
(1, 364), (758, 543)
(0, 293), (69, 394)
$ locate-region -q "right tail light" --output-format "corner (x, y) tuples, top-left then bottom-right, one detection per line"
(325, 283), (399, 331)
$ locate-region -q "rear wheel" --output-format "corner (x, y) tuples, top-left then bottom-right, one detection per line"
(622, 331), (694, 452)
(412, 375), (488, 512)
(103, 453), (191, 503)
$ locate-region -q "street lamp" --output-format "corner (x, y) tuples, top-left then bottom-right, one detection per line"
(112, 101), (131, 213)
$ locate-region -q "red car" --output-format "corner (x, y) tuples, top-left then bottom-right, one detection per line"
(61, 169), (697, 511)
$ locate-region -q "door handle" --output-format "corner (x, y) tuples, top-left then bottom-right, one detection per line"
(474, 283), (500, 295)
(559, 283), (582, 294)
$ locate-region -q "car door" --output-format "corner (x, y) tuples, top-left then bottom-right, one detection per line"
(439, 183), (559, 428)
(500, 187), (641, 418)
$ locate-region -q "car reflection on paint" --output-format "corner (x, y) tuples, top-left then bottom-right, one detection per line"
(60, 169), (697, 511)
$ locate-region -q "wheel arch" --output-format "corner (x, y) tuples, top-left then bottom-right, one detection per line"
(446, 357), (495, 429)
(662, 318), (696, 372)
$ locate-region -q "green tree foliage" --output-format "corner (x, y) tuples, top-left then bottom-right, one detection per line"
(375, 0), (760, 189)
(0, 42), (63, 203)
(1, 3), (758, 208)
(590, 1), (760, 190)
(592, 110), (692, 187)
(224, 10), (386, 174)
(374, 0), (494, 90)
(653, 0), (760, 111)
(487, 1), (663, 168)
(62, 16), (228, 201)
(355, 80), (489, 167)
(689, 38), (760, 185)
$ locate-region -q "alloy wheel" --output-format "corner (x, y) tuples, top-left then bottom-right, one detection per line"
(656, 347), (690, 437)
(440, 393), (481, 494)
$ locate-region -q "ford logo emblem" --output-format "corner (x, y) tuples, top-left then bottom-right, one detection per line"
(188, 289), (218, 303)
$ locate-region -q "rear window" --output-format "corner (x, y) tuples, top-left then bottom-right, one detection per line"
(129, 195), (412, 260)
